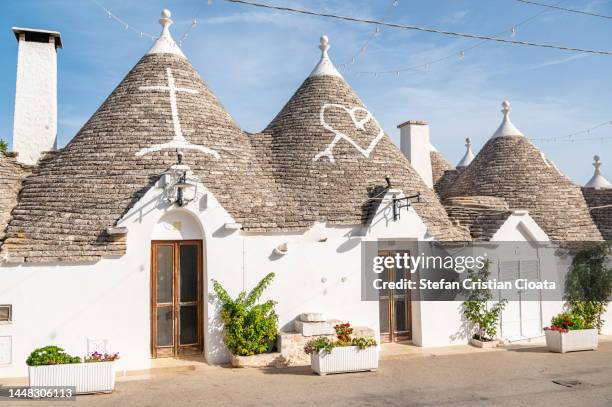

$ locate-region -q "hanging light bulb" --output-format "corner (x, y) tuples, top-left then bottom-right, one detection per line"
(107, 10), (112, 18)
(374, 27), (381, 36)
(351, 56), (356, 64)
(511, 27), (517, 37)
(393, 0), (399, 6)
(396, 71), (400, 77)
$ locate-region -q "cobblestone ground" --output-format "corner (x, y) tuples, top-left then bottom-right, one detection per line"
(10, 342), (612, 407)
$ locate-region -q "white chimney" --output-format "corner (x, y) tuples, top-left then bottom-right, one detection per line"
(398, 120), (433, 188)
(11, 27), (62, 165)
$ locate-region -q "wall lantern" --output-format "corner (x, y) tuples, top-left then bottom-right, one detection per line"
(164, 151), (199, 207)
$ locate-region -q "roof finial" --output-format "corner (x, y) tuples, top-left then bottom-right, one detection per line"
(457, 137), (475, 168)
(491, 100), (524, 138)
(319, 35), (330, 56)
(146, 9), (186, 58)
(310, 34), (342, 78)
(501, 100), (510, 117)
(160, 9), (173, 30)
(585, 155), (612, 189)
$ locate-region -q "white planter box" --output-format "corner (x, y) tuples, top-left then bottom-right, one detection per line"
(310, 346), (378, 375)
(28, 362), (116, 394)
(545, 329), (598, 353)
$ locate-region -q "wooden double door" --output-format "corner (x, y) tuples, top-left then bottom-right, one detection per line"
(151, 241), (203, 357)
(378, 250), (412, 343)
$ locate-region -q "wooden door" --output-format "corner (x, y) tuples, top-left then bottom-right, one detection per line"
(151, 240), (203, 358)
(378, 250), (412, 343)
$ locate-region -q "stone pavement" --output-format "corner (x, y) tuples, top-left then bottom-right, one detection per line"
(6, 340), (612, 407)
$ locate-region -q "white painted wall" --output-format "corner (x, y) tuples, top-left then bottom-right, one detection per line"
(411, 211), (561, 347)
(12, 32), (58, 165)
(0, 180), (427, 377)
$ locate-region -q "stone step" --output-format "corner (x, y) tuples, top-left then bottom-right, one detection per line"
(294, 319), (340, 336)
(299, 312), (326, 322)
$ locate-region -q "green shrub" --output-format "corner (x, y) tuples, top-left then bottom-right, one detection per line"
(565, 242), (612, 331)
(304, 322), (377, 355)
(550, 312), (585, 331)
(0, 139), (7, 154)
(463, 260), (507, 341)
(26, 346), (81, 366)
(213, 272), (278, 356)
(351, 337), (378, 349)
(304, 337), (335, 355)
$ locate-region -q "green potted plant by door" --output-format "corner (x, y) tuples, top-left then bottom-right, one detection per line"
(545, 242), (612, 353)
(213, 272), (280, 367)
(27, 346), (119, 394)
(463, 261), (507, 348)
(304, 322), (378, 375)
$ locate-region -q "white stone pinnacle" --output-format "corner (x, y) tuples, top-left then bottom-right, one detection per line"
(146, 9), (186, 58)
(491, 100), (524, 139)
(310, 35), (343, 78)
(457, 137), (475, 168)
(584, 155), (612, 189)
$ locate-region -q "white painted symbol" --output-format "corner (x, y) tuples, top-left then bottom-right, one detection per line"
(314, 103), (384, 163)
(136, 68), (220, 158)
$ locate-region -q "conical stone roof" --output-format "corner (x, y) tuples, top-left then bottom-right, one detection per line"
(263, 36), (467, 240)
(1, 10), (279, 262)
(446, 101), (602, 241)
(0, 153), (30, 245)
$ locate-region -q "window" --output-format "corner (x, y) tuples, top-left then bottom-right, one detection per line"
(0, 305), (12, 323)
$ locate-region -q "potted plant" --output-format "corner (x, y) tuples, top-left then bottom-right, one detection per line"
(544, 312), (597, 353)
(304, 322), (378, 375)
(213, 272), (280, 367)
(27, 346), (119, 394)
(545, 242), (612, 353)
(463, 261), (507, 348)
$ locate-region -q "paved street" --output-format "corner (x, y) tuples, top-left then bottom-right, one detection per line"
(8, 342), (612, 407)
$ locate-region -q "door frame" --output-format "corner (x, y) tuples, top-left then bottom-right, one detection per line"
(378, 250), (412, 343)
(150, 240), (204, 358)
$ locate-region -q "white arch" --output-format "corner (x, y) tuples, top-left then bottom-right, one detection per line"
(151, 209), (205, 240)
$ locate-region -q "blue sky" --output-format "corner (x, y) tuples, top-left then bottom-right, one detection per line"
(1, 0), (611, 184)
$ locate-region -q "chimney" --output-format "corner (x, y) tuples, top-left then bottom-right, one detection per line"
(11, 27), (62, 165)
(398, 120), (433, 188)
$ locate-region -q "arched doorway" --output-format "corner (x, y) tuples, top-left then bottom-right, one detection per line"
(150, 210), (204, 358)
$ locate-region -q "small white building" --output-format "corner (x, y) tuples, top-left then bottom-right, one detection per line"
(0, 10), (610, 378)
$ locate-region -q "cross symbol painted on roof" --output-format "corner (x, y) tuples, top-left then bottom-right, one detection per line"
(135, 68), (220, 158)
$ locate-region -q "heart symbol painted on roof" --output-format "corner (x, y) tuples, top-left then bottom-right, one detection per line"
(314, 103), (384, 163)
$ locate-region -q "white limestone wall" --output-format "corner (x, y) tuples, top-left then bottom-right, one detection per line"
(0, 184), (426, 377)
(13, 34), (57, 165)
(411, 212), (560, 347)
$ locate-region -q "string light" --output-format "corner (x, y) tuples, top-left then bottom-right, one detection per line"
(529, 120), (612, 142)
(341, 0), (400, 71)
(90, 0), (209, 46)
(90, 0), (157, 40)
(513, 0), (612, 20)
(354, 0), (569, 76)
(224, 0), (612, 55)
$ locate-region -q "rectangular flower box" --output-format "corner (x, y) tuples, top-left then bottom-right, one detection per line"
(545, 329), (598, 353)
(310, 346), (378, 375)
(28, 362), (116, 394)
